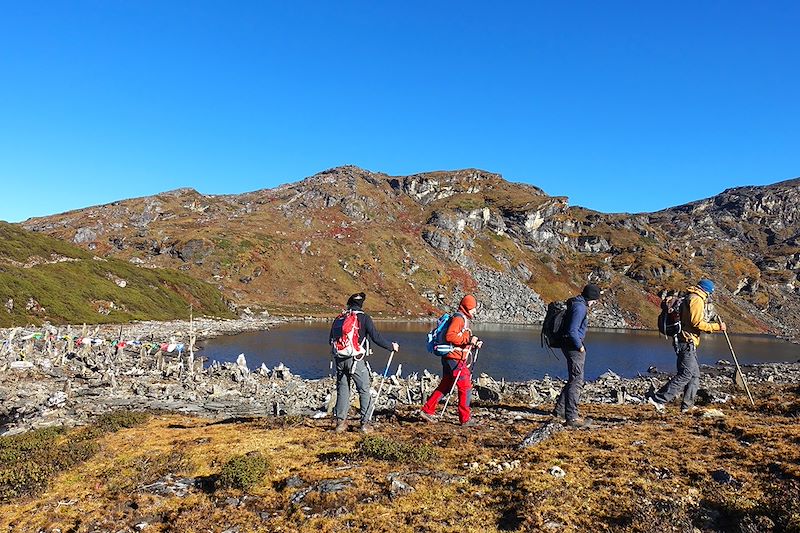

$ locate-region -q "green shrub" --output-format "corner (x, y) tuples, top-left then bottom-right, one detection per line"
(217, 452), (272, 490)
(94, 410), (151, 433)
(0, 429), (100, 502)
(0, 461), (52, 501)
(0, 410), (149, 502)
(358, 435), (437, 463)
(0, 426), (65, 463)
(52, 439), (100, 469)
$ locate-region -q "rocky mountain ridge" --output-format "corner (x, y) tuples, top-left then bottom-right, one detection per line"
(20, 167), (800, 338)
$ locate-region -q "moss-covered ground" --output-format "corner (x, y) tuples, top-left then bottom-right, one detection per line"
(1, 386), (798, 532)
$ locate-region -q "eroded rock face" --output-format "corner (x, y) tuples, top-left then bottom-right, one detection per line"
(392, 170), (500, 205)
(73, 226), (98, 244)
(473, 268), (546, 323)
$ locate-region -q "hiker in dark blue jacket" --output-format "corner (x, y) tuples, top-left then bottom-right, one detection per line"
(553, 284), (602, 428)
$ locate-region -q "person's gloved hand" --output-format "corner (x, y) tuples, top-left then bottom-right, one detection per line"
(392, 342), (400, 352)
(475, 340), (484, 349)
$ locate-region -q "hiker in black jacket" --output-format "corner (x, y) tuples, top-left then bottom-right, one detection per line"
(329, 292), (399, 433)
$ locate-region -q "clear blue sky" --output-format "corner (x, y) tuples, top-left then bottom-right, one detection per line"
(1, 1), (798, 222)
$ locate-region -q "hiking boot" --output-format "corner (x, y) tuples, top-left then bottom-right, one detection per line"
(359, 423), (374, 434)
(419, 410), (437, 424)
(461, 419), (479, 427)
(681, 405), (697, 414)
(551, 408), (565, 419)
(647, 396), (666, 413)
(565, 417), (593, 429)
(334, 419), (348, 433)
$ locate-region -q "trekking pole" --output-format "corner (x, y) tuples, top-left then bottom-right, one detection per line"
(470, 346), (480, 371)
(441, 364), (465, 417)
(469, 346), (481, 385)
(718, 316), (755, 407)
(547, 346), (561, 361)
(366, 351), (395, 422)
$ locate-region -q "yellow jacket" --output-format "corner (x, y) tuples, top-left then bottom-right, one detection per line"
(679, 286), (721, 347)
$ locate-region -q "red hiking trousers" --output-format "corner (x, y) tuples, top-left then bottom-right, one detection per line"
(422, 358), (472, 424)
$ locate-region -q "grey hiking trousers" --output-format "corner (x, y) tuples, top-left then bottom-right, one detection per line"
(654, 340), (700, 409)
(555, 348), (585, 421)
(334, 355), (373, 424)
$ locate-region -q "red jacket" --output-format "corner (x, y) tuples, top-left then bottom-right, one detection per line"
(444, 312), (473, 361)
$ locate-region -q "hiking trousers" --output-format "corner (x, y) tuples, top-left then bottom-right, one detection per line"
(654, 340), (700, 409)
(422, 358), (472, 424)
(334, 355), (373, 424)
(555, 348), (585, 421)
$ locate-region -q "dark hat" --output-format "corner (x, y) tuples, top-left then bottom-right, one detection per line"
(347, 292), (366, 308)
(582, 284), (602, 301)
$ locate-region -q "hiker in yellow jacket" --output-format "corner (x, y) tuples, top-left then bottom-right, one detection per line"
(648, 279), (726, 413)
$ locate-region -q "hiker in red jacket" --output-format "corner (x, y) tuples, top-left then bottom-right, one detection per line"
(420, 294), (483, 426)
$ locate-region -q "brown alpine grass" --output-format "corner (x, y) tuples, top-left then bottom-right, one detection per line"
(1, 384), (798, 532)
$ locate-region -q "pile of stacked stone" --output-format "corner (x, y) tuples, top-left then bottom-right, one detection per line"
(1, 322), (798, 436)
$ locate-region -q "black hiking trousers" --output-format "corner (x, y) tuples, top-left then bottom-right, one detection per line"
(554, 348), (585, 421)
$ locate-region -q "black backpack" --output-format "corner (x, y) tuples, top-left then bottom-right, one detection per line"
(657, 291), (688, 338)
(541, 300), (569, 349)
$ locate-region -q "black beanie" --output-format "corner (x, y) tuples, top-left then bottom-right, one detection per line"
(582, 284), (602, 301)
(347, 292), (366, 308)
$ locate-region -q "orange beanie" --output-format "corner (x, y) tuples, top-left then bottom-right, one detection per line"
(459, 294), (477, 314)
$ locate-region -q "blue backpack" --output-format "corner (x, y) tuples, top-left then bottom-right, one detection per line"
(427, 312), (468, 356)
(426, 313), (452, 356)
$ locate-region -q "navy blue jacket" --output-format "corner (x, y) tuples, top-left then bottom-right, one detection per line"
(329, 306), (393, 352)
(563, 295), (588, 351)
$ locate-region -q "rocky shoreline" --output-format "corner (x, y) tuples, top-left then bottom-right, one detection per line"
(2, 318), (799, 437)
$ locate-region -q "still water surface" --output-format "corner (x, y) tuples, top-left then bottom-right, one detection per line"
(200, 321), (798, 382)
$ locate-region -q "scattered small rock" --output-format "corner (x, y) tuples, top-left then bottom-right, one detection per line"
(387, 473), (415, 498)
(519, 422), (564, 448)
(281, 476), (305, 490)
(711, 469), (740, 487)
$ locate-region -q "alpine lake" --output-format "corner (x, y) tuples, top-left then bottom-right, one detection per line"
(200, 321), (799, 382)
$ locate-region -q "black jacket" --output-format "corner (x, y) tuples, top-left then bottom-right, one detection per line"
(329, 306), (393, 352)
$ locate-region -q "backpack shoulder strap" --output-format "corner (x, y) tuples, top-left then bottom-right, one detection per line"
(453, 312), (469, 332)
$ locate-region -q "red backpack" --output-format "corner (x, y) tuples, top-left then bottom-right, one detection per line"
(332, 310), (367, 357)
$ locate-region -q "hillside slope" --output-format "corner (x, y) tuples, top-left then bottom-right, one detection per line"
(20, 167), (800, 336)
(0, 222), (234, 327)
